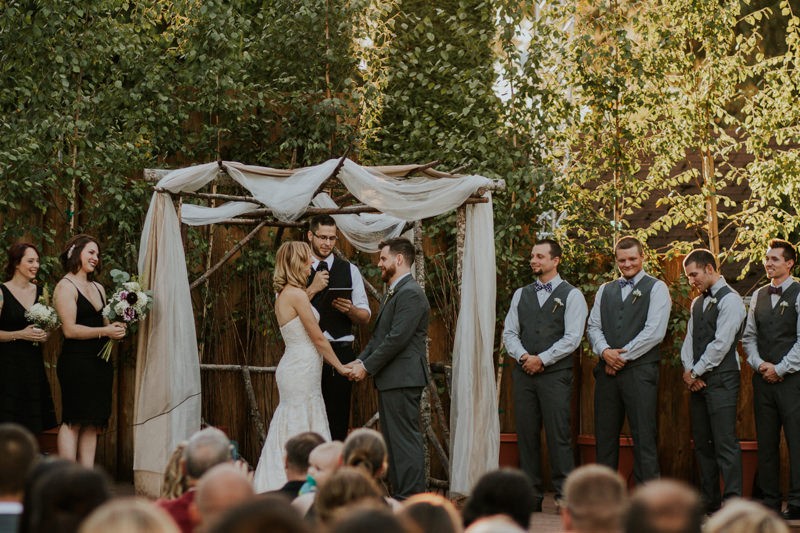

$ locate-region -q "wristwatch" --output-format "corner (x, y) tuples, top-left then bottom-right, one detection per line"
(690, 370), (698, 380)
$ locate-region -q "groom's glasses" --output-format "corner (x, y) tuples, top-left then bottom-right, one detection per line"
(312, 232), (338, 243)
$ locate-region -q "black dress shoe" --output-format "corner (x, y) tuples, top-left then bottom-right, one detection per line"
(782, 505), (800, 520)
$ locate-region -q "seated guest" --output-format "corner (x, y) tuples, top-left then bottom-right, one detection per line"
(193, 463), (255, 532)
(400, 493), (463, 533)
(704, 499), (788, 533)
(160, 441), (189, 499)
(0, 423), (39, 533)
(560, 464), (628, 533)
(313, 467), (386, 528)
(624, 479), (703, 533)
(461, 469), (538, 531)
(79, 497), (179, 533)
(340, 428), (399, 509)
(269, 432), (324, 500)
(329, 503), (414, 533)
(157, 427), (234, 533)
(292, 441), (343, 516)
(208, 496), (309, 533)
(464, 515), (526, 533)
(24, 463), (111, 533)
(17, 458), (72, 533)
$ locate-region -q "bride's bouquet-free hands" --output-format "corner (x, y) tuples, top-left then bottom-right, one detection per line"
(98, 269), (153, 362)
(24, 285), (59, 345)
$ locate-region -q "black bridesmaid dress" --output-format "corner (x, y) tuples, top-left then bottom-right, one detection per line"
(0, 284), (57, 433)
(57, 280), (113, 429)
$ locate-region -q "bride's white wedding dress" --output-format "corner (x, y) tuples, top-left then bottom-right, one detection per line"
(253, 310), (331, 492)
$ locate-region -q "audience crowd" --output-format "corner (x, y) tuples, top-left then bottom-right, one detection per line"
(0, 421), (795, 533)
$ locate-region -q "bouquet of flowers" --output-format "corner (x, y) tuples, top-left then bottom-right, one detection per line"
(24, 286), (59, 345)
(98, 269), (153, 362)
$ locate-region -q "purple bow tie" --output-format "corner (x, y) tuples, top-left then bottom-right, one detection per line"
(618, 278), (635, 289)
(768, 286), (783, 296)
(534, 281), (553, 293)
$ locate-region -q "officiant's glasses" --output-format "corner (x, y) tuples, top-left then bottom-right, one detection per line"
(312, 232), (338, 243)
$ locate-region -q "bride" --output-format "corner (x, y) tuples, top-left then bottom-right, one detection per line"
(254, 241), (350, 492)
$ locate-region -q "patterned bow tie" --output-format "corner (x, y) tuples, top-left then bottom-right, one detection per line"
(768, 286), (783, 296)
(534, 281), (553, 293)
(618, 278), (635, 289)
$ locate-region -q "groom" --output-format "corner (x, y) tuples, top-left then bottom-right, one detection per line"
(347, 237), (430, 500)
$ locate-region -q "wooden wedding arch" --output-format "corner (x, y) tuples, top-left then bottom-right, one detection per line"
(137, 155), (505, 496)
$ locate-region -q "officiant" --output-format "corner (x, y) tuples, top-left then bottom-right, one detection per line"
(306, 215), (371, 440)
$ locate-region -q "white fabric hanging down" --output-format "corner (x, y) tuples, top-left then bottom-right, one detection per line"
(450, 196), (499, 495)
(134, 158), (499, 496)
(134, 192), (202, 497)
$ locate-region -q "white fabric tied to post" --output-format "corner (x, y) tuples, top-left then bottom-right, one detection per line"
(135, 158), (499, 497)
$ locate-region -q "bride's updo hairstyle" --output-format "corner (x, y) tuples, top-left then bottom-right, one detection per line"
(274, 241), (312, 292)
(342, 428), (388, 479)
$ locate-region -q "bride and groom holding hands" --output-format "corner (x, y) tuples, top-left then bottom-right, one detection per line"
(253, 215), (430, 501)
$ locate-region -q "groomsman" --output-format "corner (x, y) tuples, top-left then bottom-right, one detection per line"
(587, 236), (670, 483)
(680, 249), (745, 512)
(503, 239), (587, 510)
(306, 215), (371, 440)
(742, 239), (800, 519)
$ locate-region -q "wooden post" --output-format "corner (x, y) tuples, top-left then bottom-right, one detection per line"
(413, 221), (433, 488)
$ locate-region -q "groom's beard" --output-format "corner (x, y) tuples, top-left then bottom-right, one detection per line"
(381, 264), (396, 283)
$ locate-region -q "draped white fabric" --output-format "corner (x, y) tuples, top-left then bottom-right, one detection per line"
(134, 158), (499, 496)
(134, 193), (202, 496)
(449, 197), (499, 495)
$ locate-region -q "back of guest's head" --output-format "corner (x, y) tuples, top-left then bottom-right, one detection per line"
(329, 502), (414, 533)
(400, 493), (463, 533)
(625, 479), (703, 533)
(18, 458), (73, 533)
(704, 499), (788, 533)
(314, 466), (386, 526)
(78, 497), (179, 533)
(563, 464), (627, 532)
(195, 463), (255, 530)
(285, 432), (325, 474)
(343, 428), (387, 478)
(464, 515), (526, 533)
(0, 423), (39, 497)
(274, 241), (313, 292)
(462, 469), (537, 530)
(209, 495), (309, 533)
(26, 463), (111, 533)
(161, 440), (188, 499)
(184, 427), (232, 481)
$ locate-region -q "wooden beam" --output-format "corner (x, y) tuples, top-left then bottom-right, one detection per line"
(200, 364), (277, 373)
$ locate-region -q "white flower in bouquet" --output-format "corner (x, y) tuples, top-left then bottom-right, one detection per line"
(24, 286), (60, 346)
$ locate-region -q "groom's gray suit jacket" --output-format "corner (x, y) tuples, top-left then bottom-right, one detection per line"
(360, 274), (430, 390)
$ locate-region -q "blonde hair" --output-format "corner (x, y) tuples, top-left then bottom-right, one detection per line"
(704, 499), (789, 533)
(274, 241), (312, 292)
(79, 497), (179, 533)
(160, 440), (188, 499)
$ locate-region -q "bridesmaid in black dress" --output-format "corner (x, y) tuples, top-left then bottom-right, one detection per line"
(53, 234), (125, 467)
(0, 243), (57, 433)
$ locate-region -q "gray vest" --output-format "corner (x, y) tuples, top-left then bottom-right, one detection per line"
(599, 275), (660, 368)
(754, 282), (800, 364)
(518, 281), (576, 373)
(691, 285), (740, 374)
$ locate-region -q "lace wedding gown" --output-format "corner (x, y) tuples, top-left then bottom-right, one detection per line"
(253, 310), (331, 492)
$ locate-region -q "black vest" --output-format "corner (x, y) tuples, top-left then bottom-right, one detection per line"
(691, 285), (740, 374)
(518, 280), (576, 373)
(309, 256), (354, 339)
(754, 282), (800, 364)
(599, 275), (660, 367)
